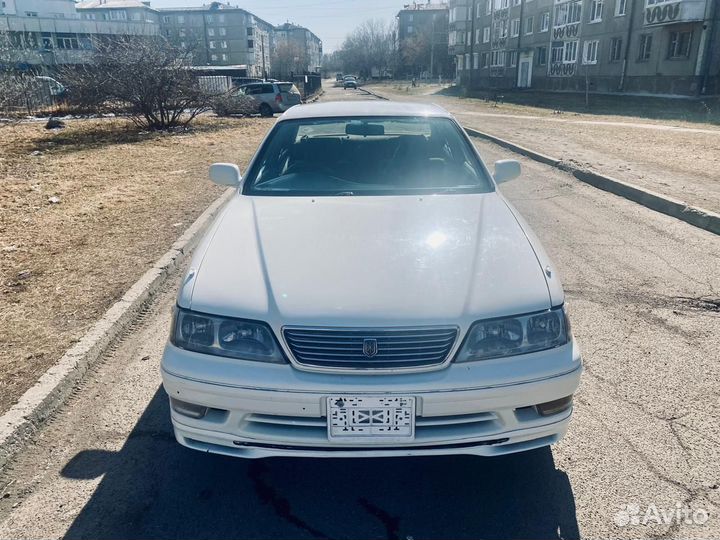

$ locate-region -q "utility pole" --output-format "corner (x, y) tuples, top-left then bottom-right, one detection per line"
(261, 32), (266, 80)
(429, 12), (436, 79)
(468, 0), (477, 92)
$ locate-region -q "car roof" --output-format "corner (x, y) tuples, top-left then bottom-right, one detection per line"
(278, 101), (453, 121)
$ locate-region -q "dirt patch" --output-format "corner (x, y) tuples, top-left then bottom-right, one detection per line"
(0, 115), (274, 414)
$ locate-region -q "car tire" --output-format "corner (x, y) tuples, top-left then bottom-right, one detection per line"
(259, 103), (273, 117)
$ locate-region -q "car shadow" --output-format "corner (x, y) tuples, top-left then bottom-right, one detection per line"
(61, 386), (579, 540)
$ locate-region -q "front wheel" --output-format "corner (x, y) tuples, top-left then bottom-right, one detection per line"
(259, 103), (273, 117)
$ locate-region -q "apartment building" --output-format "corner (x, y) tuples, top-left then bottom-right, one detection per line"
(2, 0), (322, 79)
(156, 3), (273, 76)
(397, 2), (453, 78)
(448, 0), (720, 95)
(0, 0), (158, 68)
(273, 22), (322, 74)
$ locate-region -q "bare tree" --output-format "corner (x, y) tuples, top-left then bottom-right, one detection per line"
(400, 25), (433, 77)
(338, 19), (395, 78)
(61, 36), (211, 130)
(271, 41), (308, 79)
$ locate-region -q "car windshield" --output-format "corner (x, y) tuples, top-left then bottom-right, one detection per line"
(243, 116), (493, 196)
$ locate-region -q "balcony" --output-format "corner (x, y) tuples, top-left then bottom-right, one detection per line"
(643, 0), (707, 26)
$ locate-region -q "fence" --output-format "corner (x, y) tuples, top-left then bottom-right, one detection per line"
(291, 73), (322, 98)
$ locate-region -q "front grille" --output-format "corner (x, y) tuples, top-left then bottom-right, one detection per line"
(283, 326), (458, 369)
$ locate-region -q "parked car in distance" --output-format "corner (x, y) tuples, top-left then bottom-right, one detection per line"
(335, 73), (344, 82)
(161, 101), (582, 459)
(343, 76), (358, 89)
(236, 81), (302, 117)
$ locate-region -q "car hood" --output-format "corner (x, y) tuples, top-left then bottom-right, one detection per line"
(182, 193), (553, 326)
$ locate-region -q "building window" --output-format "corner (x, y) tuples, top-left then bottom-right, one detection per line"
(218, 14), (225, 23)
(473, 52), (480, 68)
(668, 31), (692, 58)
(589, 0), (603, 22)
(457, 54), (464, 70)
(25, 11), (38, 16)
(638, 33), (652, 61)
(554, 2), (581, 26)
(483, 26), (490, 42)
(211, 54), (218, 61)
(482, 52), (490, 67)
(491, 50), (505, 66)
(537, 46), (547, 65)
(177, 15), (184, 23)
(466, 31), (471, 44)
(508, 50), (517, 66)
(220, 40), (227, 48)
(475, 28), (481, 43)
(610, 37), (622, 61)
(219, 27), (226, 36)
(408, 25), (414, 34)
(465, 53), (471, 69)
(477, 2), (483, 16)
(208, 28), (215, 36)
(486, 0), (492, 14)
(180, 41), (186, 48)
(511, 18), (520, 37)
(209, 40), (216, 49)
(247, 26), (253, 36)
(205, 14), (213, 23)
(564, 40), (578, 62)
(525, 16), (533, 34)
(615, 0), (626, 16)
(247, 39), (254, 49)
(108, 10), (126, 20)
(495, 0), (509, 10)
(221, 53), (227, 61)
(179, 28), (186, 37)
(541, 12), (550, 31)
(582, 39), (599, 63)
(56, 33), (79, 50)
(41, 33), (53, 49)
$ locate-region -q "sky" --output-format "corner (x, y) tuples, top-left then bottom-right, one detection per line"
(150, 0), (405, 52)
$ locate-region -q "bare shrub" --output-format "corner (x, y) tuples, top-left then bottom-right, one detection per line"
(210, 92), (259, 117)
(61, 36), (211, 130)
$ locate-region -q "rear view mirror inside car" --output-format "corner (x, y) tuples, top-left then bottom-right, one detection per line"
(346, 122), (385, 136)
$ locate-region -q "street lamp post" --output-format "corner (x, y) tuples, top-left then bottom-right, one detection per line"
(468, 0), (477, 92)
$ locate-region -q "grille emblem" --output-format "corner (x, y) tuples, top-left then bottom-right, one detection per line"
(362, 338), (378, 357)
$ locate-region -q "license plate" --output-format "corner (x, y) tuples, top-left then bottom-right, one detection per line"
(327, 396), (416, 442)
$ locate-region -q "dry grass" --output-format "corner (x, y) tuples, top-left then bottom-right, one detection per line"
(0, 115), (274, 413)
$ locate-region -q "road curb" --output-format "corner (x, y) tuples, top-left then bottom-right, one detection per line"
(0, 188), (235, 471)
(464, 127), (720, 235)
(363, 86), (719, 236)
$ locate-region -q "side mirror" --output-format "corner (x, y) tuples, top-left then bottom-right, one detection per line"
(493, 159), (521, 184)
(209, 163), (242, 187)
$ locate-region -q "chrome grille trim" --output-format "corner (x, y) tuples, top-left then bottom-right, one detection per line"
(283, 326), (458, 369)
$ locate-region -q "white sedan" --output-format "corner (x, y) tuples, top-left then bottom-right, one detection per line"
(161, 101), (582, 458)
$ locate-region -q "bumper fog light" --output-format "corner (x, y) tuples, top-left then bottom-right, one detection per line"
(170, 397), (208, 419)
(536, 395), (573, 417)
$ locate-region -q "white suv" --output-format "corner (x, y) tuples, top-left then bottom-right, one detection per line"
(161, 101), (582, 459)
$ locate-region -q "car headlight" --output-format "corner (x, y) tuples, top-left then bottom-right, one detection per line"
(170, 307), (286, 364)
(455, 306), (570, 363)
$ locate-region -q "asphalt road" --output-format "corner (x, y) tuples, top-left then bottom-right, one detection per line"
(0, 85), (718, 540)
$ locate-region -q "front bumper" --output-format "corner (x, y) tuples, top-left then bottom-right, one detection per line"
(161, 342), (582, 459)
